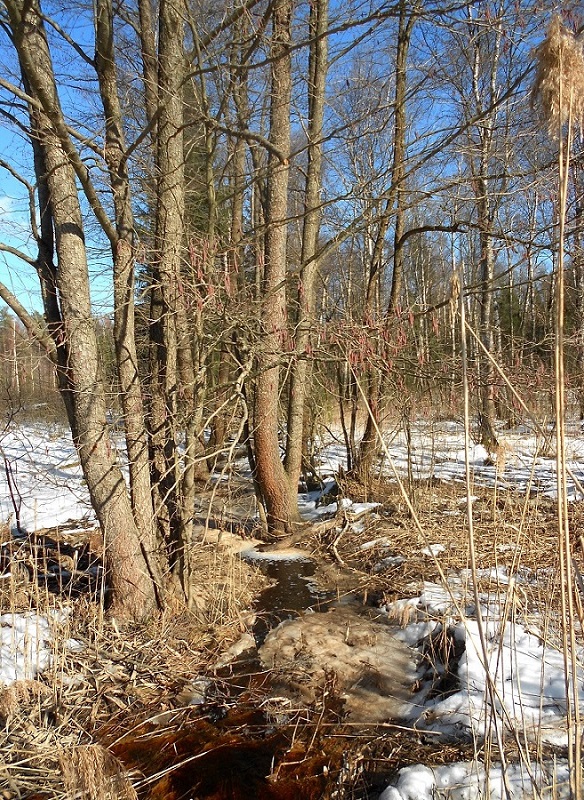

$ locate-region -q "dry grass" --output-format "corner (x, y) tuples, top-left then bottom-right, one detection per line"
(59, 744), (137, 800)
(312, 478), (570, 615)
(1, 474), (582, 798)
(0, 524), (268, 799)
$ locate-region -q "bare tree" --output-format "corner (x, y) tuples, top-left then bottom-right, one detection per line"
(284, 0), (329, 510)
(353, 0), (419, 486)
(252, 0), (296, 536)
(2, 0), (160, 619)
(95, 0), (163, 601)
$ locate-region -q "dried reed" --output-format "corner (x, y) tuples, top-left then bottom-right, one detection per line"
(59, 743), (137, 800)
(532, 15), (584, 800)
(531, 16), (584, 135)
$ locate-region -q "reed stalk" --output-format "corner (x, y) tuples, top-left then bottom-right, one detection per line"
(532, 17), (584, 799)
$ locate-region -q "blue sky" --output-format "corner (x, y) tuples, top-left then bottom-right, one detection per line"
(0, 127), (43, 313)
(0, 5), (113, 319)
(0, 122), (114, 317)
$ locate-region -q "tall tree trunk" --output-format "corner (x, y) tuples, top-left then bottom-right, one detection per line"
(95, 0), (163, 602)
(138, 0), (159, 139)
(470, 15), (503, 452)
(5, 0), (158, 620)
(208, 17), (249, 461)
(152, 0), (201, 596)
(354, 0), (416, 487)
(141, 0), (173, 554)
(27, 100), (77, 429)
(284, 0), (328, 507)
(388, 0), (414, 313)
(253, 0), (295, 536)
(476, 179), (498, 450)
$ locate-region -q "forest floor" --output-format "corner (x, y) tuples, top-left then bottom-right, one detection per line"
(0, 421), (583, 799)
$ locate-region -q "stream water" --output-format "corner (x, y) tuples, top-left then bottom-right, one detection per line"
(248, 554), (334, 642)
(110, 552), (402, 800)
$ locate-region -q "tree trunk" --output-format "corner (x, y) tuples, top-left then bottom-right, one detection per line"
(152, 0), (201, 595)
(354, 0), (416, 487)
(95, 0), (163, 602)
(284, 0), (329, 507)
(253, 0), (295, 536)
(470, 17), (503, 453)
(5, 0), (158, 620)
(476, 181), (498, 451)
(388, 0), (415, 313)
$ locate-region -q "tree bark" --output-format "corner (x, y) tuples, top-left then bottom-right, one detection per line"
(388, 0), (415, 313)
(284, 0), (329, 507)
(5, 0), (158, 620)
(469, 16), (502, 452)
(253, 0), (295, 535)
(476, 177), (498, 450)
(354, 0), (416, 487)
(151, 0), (195, 588)
(95, 0), (163, 603)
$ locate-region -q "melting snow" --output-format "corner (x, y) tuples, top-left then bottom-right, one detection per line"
(380, 760), (571, 800)
(421, 543), (446, 557)
(0, 610), (80, 685)
(2, 421), (584, 798)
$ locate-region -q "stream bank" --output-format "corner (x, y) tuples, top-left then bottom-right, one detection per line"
(99, 536), (434, 800)
(103, 482), (574, 799)
(13, 478), (570, 800)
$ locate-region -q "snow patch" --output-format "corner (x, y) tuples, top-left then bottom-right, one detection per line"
(0, 610), (80, 685)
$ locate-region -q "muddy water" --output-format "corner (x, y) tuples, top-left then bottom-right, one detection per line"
(110, 555), (411, 799)
(250, 556), (334, 641)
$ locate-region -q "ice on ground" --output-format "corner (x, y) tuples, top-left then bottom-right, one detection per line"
(312, 420), (584, 500)
(338, 498), (381, 517)
(214, 632), (256, 669)
(240, 546), (312, 562)
(360, 537), (394, 551)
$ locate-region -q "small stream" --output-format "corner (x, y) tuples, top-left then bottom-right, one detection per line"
(248, 554), (334, 642)
(111, 551), (412, 800)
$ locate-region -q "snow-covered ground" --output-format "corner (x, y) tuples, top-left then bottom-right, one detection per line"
(314, 419), (584, 499)
(0, 424), (95, 532)
(1, 420), (583, 799)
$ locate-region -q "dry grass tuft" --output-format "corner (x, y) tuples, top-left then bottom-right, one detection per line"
(59, 744), (137, 800)
(0, 508), (268, 798)
(531, 15), (584, 134)
(0, 679), (51, 720)
(312, 478), (571, 621)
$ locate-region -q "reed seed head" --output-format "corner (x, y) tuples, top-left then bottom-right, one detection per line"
(531, 15), (584, 135)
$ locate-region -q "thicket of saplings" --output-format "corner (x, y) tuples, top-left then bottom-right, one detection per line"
(0, 305), (579, 455)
